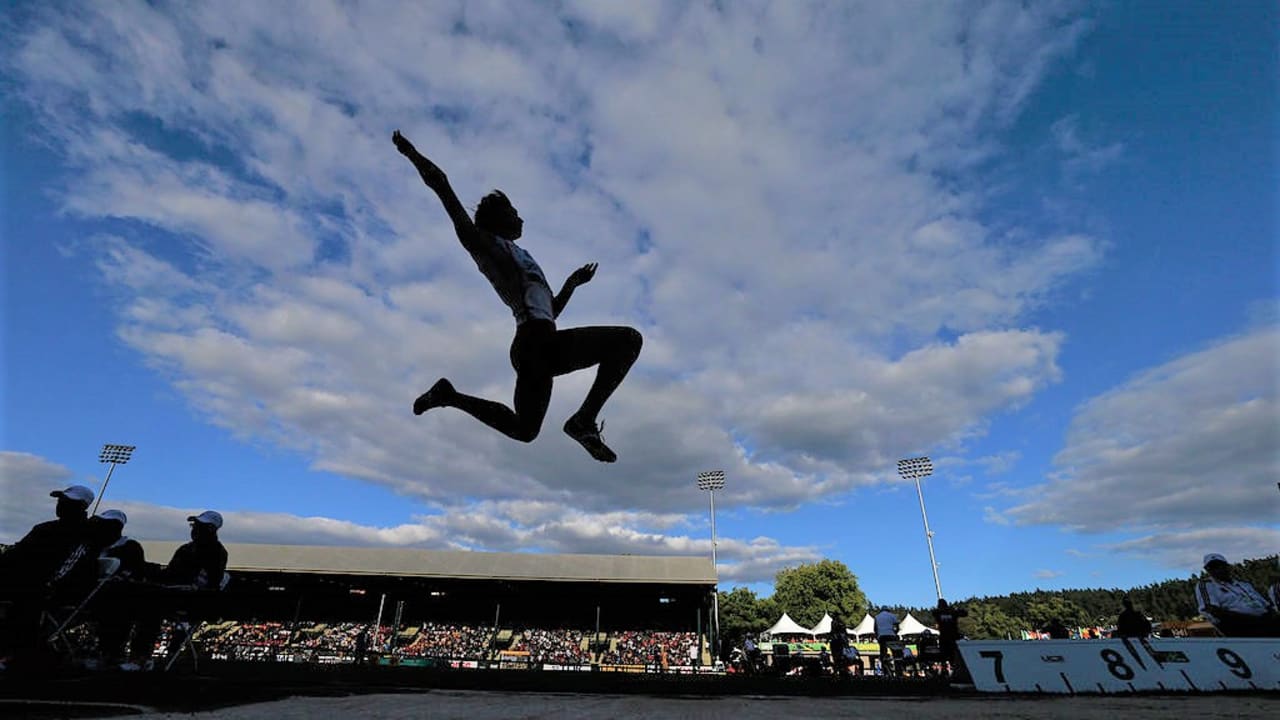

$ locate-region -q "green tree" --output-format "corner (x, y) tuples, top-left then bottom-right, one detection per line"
(771, 559), (868, 627)
(958, 601), (1023, 640)
(718, 586), (775, 645)
(1025, 594), (1090, 629)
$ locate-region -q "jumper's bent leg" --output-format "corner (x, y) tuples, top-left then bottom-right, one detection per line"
(551, 326), (643, 423)
(551, 326), (642, 462)
(445, 373), (551, 443)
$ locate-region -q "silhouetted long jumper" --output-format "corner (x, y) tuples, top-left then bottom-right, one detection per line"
(393, 130), (641, 463)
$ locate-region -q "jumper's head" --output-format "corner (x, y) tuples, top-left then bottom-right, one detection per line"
(475, 190), (523, 241)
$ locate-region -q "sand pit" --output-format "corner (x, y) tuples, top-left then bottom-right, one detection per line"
(125, 689), (1276, 719)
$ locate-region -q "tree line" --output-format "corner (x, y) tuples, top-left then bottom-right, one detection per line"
(718, 555), (1279, 642)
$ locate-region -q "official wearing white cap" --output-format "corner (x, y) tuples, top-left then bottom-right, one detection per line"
(94, 509), (147, 578)
(51, 485), (95, 508)
(186, 510), (223, 529)
(0, 485), (97, 587)
(158, 510), (228, 591)
(1195, 553), (1279, 637)
(0, 484), (101, 665)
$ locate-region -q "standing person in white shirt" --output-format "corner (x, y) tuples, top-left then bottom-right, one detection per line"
(873, 607), (899, 676)
(393, 131), (642, 463)
(1196, 553), (1279, 637)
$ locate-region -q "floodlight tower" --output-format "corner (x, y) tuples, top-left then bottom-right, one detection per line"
(697, 470), (726, 656)
(93, 444), (136, 515)
(897, 456), (942, 601)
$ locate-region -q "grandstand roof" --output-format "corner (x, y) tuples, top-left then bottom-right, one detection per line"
(140, 542), (717, 585)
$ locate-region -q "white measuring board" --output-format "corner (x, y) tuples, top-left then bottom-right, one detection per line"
(958, 637), (1280, 694)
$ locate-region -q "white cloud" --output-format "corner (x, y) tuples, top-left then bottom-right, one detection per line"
(3, 3), (1103, 561)
(1051, 114), (1124, 176)
(0, 452), (78, 540)
(1103, 528), (1280, 572)
(0, 452), (810, 583)
(1100, 525), (1280, 568)
(1032, 569), (1063, 579)
(983, 506), (1011, 526)
(1004, 327), (1280, 564)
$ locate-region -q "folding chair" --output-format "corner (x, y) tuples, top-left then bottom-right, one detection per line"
(45, 557), (122, 658)
(163, 571), (231, 672)
(881, 640), (906, 677)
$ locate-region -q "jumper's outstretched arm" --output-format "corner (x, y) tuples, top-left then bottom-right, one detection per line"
(393, 130), (483, 250)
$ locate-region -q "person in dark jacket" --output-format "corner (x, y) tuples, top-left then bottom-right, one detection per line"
(161, 511), (227, 589)
(0, 485), (95, 592)
(122, 511), (229, 670)
(0, 485), (96, 667)
(1115, 597), (1152, 639)
(94, 510), (146, 580)
(1042, 618), (1071, 640)
(935, 598), (969, 680)
(828, 617), (852, 678)
(93, 509), (150, 664)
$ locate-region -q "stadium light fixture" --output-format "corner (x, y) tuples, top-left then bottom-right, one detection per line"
(93, 443), (136, 515)
(696, 470), (726, 656)
(897, 456), (942, 601)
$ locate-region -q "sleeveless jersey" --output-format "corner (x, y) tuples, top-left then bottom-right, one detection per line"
(470, 232), (555, 325)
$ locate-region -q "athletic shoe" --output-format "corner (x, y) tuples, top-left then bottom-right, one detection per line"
(563, 416), (617, 463)
(413, 378), (455, 416)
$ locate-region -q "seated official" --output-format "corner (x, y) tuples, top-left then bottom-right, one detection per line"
(1196, 553), (1279, 637)
(92, 510), (149, 665)
(0, 485), (96, 596)
(0, 486), (102, 668)
(95, 510), (147, 580)
(118, 511), (230, 670)
(161, 511), (228, 589)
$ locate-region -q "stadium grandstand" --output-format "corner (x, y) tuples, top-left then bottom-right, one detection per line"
(137, 542), (718, 671)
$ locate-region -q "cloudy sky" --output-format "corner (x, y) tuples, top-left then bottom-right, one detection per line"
(2, 1), (1276, 607)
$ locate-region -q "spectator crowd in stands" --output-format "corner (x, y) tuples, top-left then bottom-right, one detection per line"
(601, 630), (699, 668)
(402, 622), (491, 660)
(509, 627), (592, 665)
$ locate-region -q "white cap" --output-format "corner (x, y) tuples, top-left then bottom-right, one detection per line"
(51, 485), (95, 506)
(1203, 553), (1228, 567)
(187, 510), (223, 529)
(97, 509), (128, 525)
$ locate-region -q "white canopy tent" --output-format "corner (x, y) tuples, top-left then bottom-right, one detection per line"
(766, 612), (815, 637)
(809, 613), (833, 635)
(898, 613), (938, 636)
(849, 614), (876, 637)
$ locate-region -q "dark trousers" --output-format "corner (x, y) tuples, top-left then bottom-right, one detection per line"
(877, 635), (897, 676)
(1216, 613), (1280, 638)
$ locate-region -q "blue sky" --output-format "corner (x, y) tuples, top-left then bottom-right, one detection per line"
(2, 1), (1276, 610)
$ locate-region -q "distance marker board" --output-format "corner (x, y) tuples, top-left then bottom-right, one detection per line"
(958, 637), (1280, 694)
